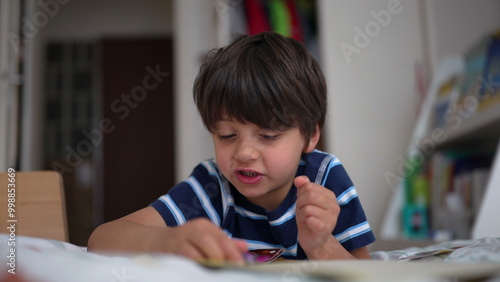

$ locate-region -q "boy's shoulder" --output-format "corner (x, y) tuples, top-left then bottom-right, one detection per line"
(188, 158), (224, 183)
(195, 158), (218, 172)
(300, 150), (348, 185)
(301, 149), (339, 166)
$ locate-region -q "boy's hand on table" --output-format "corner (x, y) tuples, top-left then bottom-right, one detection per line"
(161, 218), (247, 265)
(294, 176), (340, 257)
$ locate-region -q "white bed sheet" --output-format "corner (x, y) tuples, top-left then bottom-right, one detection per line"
(1, 234), (500, 282)
(371, 237), (500, 262)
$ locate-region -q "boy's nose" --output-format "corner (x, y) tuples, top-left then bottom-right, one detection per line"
(235, 140), (258, 162)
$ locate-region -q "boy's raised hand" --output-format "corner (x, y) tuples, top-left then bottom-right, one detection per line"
(162, 218), (247, 265)
(294, 176), (340, 258)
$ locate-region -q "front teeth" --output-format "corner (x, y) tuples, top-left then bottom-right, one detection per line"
(241, 171), (257, 177)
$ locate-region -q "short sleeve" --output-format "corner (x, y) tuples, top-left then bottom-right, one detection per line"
(150, 161), (224, 227)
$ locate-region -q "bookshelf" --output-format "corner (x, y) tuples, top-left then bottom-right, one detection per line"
(427, 30), (500, 241)
(431, 102), (500, 235)
(381, 30), (500, 243)
(436, 102), (500, 149)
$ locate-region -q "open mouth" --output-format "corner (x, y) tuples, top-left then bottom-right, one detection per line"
(239, 170), (259, 177)
(235, 169), (264, 184)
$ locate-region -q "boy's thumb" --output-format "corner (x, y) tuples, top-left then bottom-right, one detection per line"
(294, 175), (310, 189)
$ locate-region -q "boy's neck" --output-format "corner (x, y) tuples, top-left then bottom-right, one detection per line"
(246, 183), (294, 212)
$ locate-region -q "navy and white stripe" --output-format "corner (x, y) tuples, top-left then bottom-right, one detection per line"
(158, 195), (186, 225)
(337, 186), (357, 206)
(335, 221), (372, 243)
(234, 206), (267, 220)
(185, 176), (221, 226)
(269, 204), (295, 227)
(150, 150), (376, 259)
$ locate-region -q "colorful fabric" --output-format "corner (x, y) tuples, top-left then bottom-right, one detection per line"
(244, 0), (271, 35)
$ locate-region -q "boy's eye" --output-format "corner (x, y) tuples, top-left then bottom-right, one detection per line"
(218, 134), (236, 141)
(260, 134), (280, 141)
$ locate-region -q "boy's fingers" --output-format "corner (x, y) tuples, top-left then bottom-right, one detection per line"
(297, 204), (326, 230)
(179, 219), (245, 263)
(177, 243), (203, 261)
(186, 232), (223, 261)
(294, 175), (310, 189)
(305, 216), (326, 233)
(232, 238), (248, 251)
(191, 235), (243, 264)
(221, 239), (246, 264)
(296, 189), (336, 210)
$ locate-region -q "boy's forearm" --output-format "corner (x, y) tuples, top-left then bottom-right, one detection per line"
(88, 217), (247, 263)
(87, 219), (167, 253)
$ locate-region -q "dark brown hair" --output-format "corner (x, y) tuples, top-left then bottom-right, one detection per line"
(193, 31), (327, 140)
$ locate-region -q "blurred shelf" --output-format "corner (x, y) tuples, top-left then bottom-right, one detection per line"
(436, 102), (500, 149)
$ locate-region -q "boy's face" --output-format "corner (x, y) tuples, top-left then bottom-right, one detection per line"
(211, 118), (319, 211)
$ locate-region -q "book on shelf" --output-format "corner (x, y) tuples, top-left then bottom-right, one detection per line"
(457, 32), (491, 110)
(432, 75), (461, 129)
(402, 157), (429, 240)
(478, 30), (500, 111)
(430, 30), (500, 136)
(402, 149), (493, 240)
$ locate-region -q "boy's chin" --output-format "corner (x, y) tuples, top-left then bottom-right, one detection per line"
(234, 186), (266, 199)
(235, 186), (289, 211)
(234, 186), (267, 202)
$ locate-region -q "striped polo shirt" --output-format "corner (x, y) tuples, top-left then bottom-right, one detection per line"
(150, 150), (375, 259)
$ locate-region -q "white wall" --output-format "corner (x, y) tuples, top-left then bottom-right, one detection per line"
(45, 0), (172, 40)
(0, 0), (21, 172)
(317, 0), (426, 241)
(20, 0), (45, 171)
(424, 0), (500, 74)
(172, 0), (218, 182)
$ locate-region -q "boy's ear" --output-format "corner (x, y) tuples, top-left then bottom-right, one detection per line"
(303, 124), (321, 153)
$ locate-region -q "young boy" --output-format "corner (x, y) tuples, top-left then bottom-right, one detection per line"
(88, 31), (375, 263)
